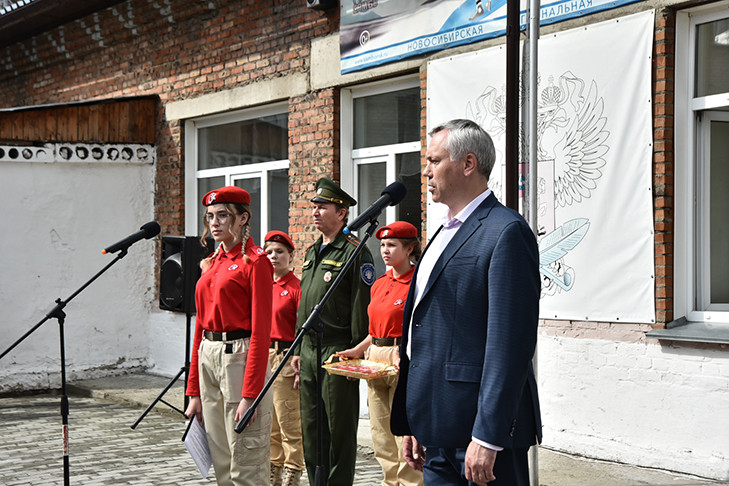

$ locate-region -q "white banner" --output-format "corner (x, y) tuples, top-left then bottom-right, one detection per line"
(427, 10), (656, 323)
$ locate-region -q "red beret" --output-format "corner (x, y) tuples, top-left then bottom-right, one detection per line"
(265, 230), (295, 250)
(376, 221), (418, 240)
(202, 186), (251, 206)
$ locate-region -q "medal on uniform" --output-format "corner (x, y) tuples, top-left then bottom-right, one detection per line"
(323, 271), (332, 282)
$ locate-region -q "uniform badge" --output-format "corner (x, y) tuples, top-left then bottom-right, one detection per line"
(228, 264), (239, 271)
(323, 271), (332, 282)
(394, 299), (403, 306)
(256, 247), (264, 255)
(281, 290), (289, 296)
(206, 192), (217, 205)
(382, 229), (390, 237)
(361, 263), (375, 286)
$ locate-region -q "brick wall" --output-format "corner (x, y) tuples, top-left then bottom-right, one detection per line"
(0, 0), (338, 242)
(0, 0), (681, 326)
(288, 88), (340, 269)
(653, 8), (675, 325)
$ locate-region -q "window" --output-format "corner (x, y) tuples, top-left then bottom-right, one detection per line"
(675, 3), (729, 324)
(184, 104), (289, 245)
(696, 111), (729, 311)
(341, 78), (422, 276)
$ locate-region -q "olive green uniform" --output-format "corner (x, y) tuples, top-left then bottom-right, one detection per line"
(296, 229), (374, 486)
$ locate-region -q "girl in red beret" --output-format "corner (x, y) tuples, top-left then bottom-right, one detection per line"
(339, 221), (424, 486)
(185, 186), (274, 486)
(263, 231), (305, 486)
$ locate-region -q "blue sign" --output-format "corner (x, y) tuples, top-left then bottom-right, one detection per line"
(340, 0), (642, 74)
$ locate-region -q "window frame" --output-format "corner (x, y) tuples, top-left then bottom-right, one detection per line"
(340, 75), (421, 223)
(675, 2), (729, 324)
(183, 102), (290, 241)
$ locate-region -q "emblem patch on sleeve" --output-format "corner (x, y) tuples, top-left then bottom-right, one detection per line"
(360, 263), (375, 286)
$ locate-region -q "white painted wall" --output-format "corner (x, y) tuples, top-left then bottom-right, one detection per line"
(538, 331), (729, 480)
(146, 309), (195, 377)
(0, 146), (156, 391)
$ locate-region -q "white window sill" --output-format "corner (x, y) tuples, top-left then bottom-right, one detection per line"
(646, 317), (729, 344)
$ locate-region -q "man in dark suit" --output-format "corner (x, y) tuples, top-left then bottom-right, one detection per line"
(391, 119), (542, 485)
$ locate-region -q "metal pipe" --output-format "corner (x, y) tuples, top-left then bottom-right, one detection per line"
(526, 0), (541, 484)
(505, 0), (520, 211)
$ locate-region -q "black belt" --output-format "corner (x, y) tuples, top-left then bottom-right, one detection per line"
(270, 340), (294, 353)
(371, 337), (401, 346)
(204, 329), (251, 341)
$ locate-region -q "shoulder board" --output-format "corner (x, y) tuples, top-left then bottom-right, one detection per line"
(345, 234), (361, 247)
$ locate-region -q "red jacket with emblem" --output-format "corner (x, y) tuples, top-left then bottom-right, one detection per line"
(186, 238), (273, 398)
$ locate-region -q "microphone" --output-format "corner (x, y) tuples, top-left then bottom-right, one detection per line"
(102, 221), (161, 254)
(344, 182), (407, 234)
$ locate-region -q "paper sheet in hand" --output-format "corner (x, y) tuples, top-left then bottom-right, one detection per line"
(183, 419), (212, 478)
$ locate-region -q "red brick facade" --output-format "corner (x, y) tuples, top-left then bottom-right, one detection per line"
(0, 0), (338, 240)
(653, 8), (675, 325)
(288, 88), (341, 260)
(0, 1), (688, 325)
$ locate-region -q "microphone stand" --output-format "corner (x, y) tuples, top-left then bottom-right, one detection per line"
(0, 247), (132, 486)
(235, 219), (380, 486)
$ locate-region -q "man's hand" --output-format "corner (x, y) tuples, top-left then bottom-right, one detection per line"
(402, 435), (425, 471)
(465, 440), (497, 485)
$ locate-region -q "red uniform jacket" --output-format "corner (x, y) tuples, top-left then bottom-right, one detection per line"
(186, 238), (273, 398)
(271, 271), (301, 342)
(367, 267), (414, 338)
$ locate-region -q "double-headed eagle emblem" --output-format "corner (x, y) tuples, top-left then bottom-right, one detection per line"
(466, 71), (610, 295)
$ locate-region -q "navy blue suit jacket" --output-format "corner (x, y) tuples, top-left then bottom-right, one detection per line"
(391, 193), (542, 450)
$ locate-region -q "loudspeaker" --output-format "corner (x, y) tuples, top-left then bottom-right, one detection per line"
(159, 236), (214, 314)
(306, 0), (337, 10)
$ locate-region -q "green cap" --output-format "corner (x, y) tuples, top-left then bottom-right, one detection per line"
(311, 177), (357, 207)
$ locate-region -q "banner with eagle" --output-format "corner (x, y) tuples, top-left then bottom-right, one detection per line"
(427, 10), (656, 324)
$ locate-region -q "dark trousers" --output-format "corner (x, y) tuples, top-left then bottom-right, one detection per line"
(423, 446), (530, 486)
(299, 342), (360, 486)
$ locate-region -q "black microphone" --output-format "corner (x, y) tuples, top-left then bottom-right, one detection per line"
(344, 182), (407, 234)
(102, 221), (161, 254)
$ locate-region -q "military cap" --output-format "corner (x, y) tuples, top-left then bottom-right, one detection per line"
(376, 221), (418, 240)
(311, 177), (357, 207)
(202, 186), (251, 206)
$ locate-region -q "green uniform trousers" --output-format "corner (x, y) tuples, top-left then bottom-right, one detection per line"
(299, 340), (359, 486)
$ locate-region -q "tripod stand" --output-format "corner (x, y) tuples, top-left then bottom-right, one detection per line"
(130, 312), (192, 428)
(0, 248), (131, 486)
(131, 235), (212, 429)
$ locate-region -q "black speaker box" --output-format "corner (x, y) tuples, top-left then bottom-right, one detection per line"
(159, 236), (214, 314)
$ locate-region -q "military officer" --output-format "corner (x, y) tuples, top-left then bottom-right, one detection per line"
(291, 177), (375, 486)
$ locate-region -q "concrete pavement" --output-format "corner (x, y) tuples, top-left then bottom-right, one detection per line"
(0, 372), (723, 486)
